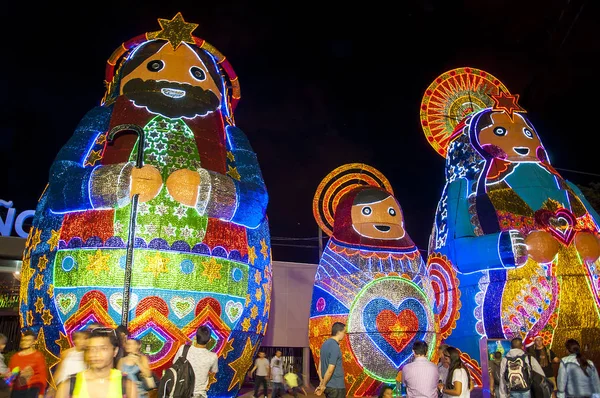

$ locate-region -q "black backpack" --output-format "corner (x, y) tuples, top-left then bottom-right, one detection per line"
(504, 354), (532, 392)
(158, 345), (195, 398)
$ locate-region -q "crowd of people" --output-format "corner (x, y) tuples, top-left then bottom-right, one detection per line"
(0, 323), (598, 398)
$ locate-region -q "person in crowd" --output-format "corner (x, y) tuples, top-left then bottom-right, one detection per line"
(171, 325), (218, 398)
(438, 347), (470, 398)
(250, 351), (269, 398)
(114, 325), (129, 369)
(270, 351), (285, 398)
(378, 385), (394, 398)
(557, 339), (600, 398)
(8, 330), (47, 398)
(54, 330), (90, 386)
(437, 344), (450, 390)
(55, 327), (137, 398)
(118, 338), (153, 398)
(488, 351), (502, 397)
(527, 336), (559, 393)
(315, 322), (346, 398)
(499, 338), (545, 398)
(397, 341), (439, 398)
(0, 334), (10, 398)
(284, 365), (306, 397)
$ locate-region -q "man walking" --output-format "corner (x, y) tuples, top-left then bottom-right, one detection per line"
(270, 351), (285, 398)
(171, 325), (218, 398)
(8, 331), (47, 398)
(250, 351), (269, 398)
(398, 341), (439, 398)
(315, 322), (346, 398)
(437, 344), (450, 386)
(499, 338), (545, 398)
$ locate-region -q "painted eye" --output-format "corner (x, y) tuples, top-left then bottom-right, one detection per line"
(146, 60), (164, 72)
(361, 207), (372, 216)
(523, 128), (534, 139)
(493, 127), (507, 136)
(388, 208), (397, 216)
(190, 67), (206, 81)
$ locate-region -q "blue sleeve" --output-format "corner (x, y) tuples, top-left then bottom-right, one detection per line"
(445, 179), (519, 273)
(566, 181), (600, 230)
(48, 106), (112, 213)
(226, 125), (268, 228)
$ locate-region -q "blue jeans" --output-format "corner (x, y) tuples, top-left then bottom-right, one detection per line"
(271, 382), (285, 398)
(510, 391), (531, 398)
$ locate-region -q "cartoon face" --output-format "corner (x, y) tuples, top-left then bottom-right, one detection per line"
(351, 190), (405, 240)
(119, 41), (222, 118)
(478, 112), (542, 162)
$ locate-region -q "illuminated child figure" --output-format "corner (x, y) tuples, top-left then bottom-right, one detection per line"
(309, 164), (451, 397)
(421, 67), (600, 370)
(20, 13), (271, 397)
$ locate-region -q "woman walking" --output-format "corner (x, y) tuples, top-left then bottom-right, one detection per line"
(557, 339), (600, 398)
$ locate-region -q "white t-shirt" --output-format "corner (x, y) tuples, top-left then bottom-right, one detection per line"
(270, 357), (283, 383)
(451, 368), (470, 398)
(173, 345), (218, 396)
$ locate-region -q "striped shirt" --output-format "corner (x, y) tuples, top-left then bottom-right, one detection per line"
(402, 357), (439, 398)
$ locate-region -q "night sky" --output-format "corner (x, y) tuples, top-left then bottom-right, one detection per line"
(1, 0), (598, 264)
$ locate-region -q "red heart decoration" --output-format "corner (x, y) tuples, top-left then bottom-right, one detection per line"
(535, 208), (576, 246)
(376, 309), (419, 353)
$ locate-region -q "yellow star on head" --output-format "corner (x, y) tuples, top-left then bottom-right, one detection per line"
(26, 310), (34, 326)
(257, 320), (263, 333)
(84, 150), (103, 167)
(30, 228), (42, 250)
(19, 312), (24, 328)
(241, 317), (251, 332)
(42, 309), (54, 325)
(55, 332), (72, 353)
(490, 92), (526, 120)
(262, 281), (271, 316)
(245, 294), (251, 306)
(34, 273), (44, 290)
(247, 246), (257, 266)
(221, 339), (234, 359)
(47, 229), (61, 252)
(250, 305), (258, 320)
(312, 325), (320, 337)
(262, 321), (268, 335)
(226, 151), (235, 162)
(154, 12), (198, 50)
(260, 239), (269, 260)
(254, 270), (262, 285)
(34, 297), (45, 313)
(226, 165), (241, 181)
(37, 255), (48, 271)
(202, 257), (222, 283)
(95, 134), (107, 145)
(87, 249), (111, 276)
(144, 252), (170, 278)
(47, 284), (54, 298)
(227, 337), (257, 391)
(255, 288), (262, 302)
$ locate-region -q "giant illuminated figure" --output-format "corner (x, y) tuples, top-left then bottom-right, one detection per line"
(309, 164), (453, 396)
(421, 67), (600, 371)
(20, 13), (271, 396)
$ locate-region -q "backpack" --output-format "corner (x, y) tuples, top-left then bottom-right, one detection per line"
(504, 354), (532, 392)
(69, 372), (127, 398)
(158, 345), (195, 398)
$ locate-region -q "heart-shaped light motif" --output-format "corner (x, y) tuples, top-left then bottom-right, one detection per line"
(170, 296), (195, 319)
(363, 298), (427, 367)
(375, 309), (419, 353)
(56, 293), (77, 315)
(225, 300), (243, 323)
(110, 292), (139, 313)
(546, 209), (576, 245)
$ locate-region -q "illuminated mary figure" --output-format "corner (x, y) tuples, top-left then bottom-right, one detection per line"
(308, 164), (455, 397)
(421, 67), (600, 371)
(20, 13), (271, 396)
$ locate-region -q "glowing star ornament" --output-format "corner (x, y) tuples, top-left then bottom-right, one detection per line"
(421, 67), (600, 380)
(20, 13), (271, 397)
(309, 163), (445, 397)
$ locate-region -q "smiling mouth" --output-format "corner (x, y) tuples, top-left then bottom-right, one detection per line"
(374, 225), (391, 232)
(513, 147), (530, 156)
(161, 88), (186, 98)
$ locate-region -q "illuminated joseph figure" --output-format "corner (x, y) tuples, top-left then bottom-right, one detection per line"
(20, 13), (271, 396)
(421, 67), (600, 369)
(309, 164), (453, 397)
